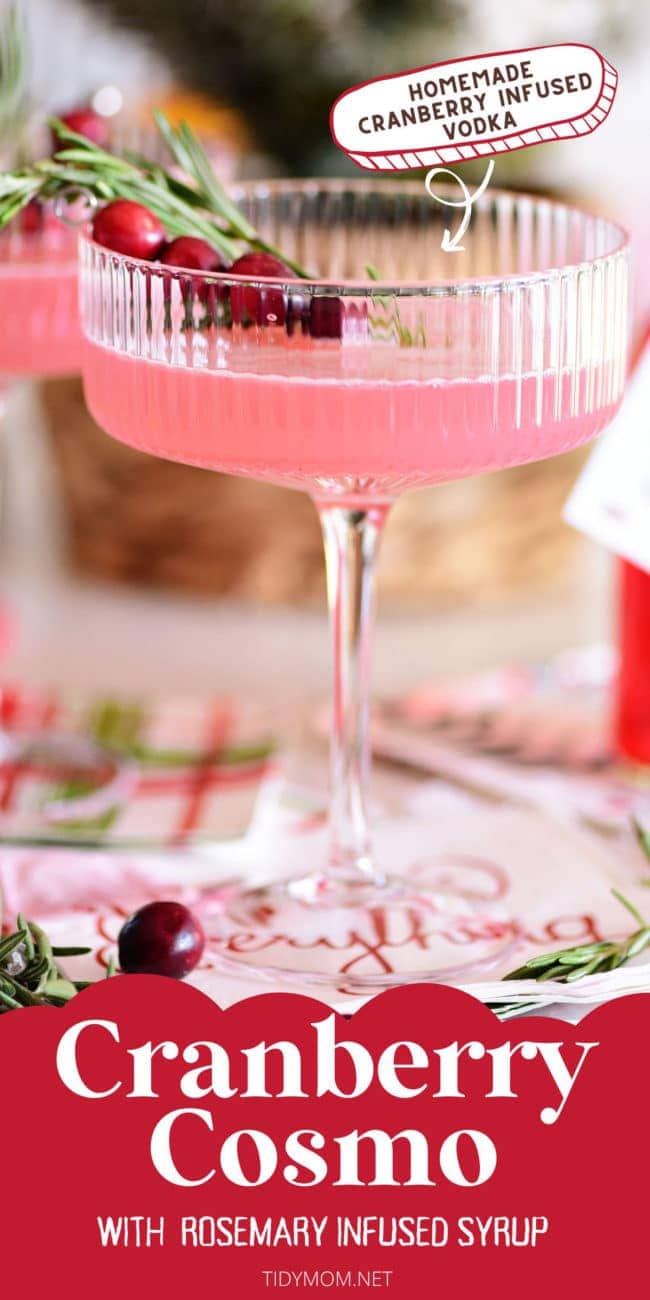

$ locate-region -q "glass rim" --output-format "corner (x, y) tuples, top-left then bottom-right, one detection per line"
(79, 177), (630, 296)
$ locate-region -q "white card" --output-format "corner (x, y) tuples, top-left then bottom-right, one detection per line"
(564, 334), (650, 571)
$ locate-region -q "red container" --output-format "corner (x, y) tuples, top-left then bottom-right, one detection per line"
(616, 558), (650, 762)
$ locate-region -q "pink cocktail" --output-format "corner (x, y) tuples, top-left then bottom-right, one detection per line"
(0, 215), (81, 378)
(80, 180), (629, 988)
(84, 347), (619, 500)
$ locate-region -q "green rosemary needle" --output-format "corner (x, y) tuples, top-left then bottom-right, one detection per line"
(0, 112), (311, 278)
(0, 916), (92, 1012)
(502, 889), (650, 985)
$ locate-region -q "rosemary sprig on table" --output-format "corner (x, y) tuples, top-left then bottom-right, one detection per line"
(488, 827), (650, 1017)
(632, 816), (650, 871)
(495, 822), (650, 1004)
(0, 914), (98, 1012)
(501, 890), (650, 987)
(0, 111), (310, 277)
(490, 887), (650, 1019)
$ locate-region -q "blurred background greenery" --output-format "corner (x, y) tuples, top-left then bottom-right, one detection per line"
(17, 0), (649, 194)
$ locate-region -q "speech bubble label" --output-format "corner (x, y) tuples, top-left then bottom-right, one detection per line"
(330, 43), (617, 169)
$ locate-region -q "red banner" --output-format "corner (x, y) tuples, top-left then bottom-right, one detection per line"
(1, 980), (646, 1297)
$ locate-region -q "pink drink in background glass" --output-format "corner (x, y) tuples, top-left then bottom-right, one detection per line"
(0, 216), (81, 378)
(0, 215), (81, 657)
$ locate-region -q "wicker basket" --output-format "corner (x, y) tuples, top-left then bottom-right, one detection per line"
(41, 377), (588, 608)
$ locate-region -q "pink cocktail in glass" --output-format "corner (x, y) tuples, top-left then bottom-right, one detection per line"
(80, 180), (629, 988)
(84, 348), (619, 499)
(0, 214), (81, 378)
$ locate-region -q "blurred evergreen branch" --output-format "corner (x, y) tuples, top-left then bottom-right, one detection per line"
(88, 0), (459, 171)
(0, 2), (32, 161)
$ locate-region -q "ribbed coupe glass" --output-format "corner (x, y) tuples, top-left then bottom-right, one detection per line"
(80, 180), (629, 988)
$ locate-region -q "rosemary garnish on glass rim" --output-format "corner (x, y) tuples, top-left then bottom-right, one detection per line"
(0, 114), (432, 345)
(365, 261), (426, 347)
(0, 110), (310, 277)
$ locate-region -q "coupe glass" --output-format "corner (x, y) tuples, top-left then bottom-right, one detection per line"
(79, 180), (629, 988)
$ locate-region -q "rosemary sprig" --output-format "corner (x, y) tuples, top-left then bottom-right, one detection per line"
(0, 111), (310, 278)
(365, 262), (426, 348)
(633, 816), (650, 872)
(0, 914), (93, 1012)
(502, 889), (650, 985)
(490, 1000), (538, 1021)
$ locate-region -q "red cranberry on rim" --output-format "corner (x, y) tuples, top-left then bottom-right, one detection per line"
(19, 198), (45, 236)
(229, 251), (293, 327)
(159, 237), (224, 273)
(159, 236), (225, 301)
(118, 901), (205, 979)
(92, 200), (166, 260)
(52, 105), (111, 151)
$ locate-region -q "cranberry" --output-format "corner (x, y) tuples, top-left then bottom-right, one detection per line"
(52, 105), (111, 151)
(310, 295), (344, 339)
(159, 237), (224, 273)
(92, 200), (166, 260)
(118, 901), (205, 978)
(19, 198), (45, 236)
(159, 236), (225, 305)
(230, 251), (293, 327)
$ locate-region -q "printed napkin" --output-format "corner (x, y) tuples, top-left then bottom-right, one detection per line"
(2, 773), (649, 1015)
(2, 673), (650, 1015)
(0, 686), (277, 847)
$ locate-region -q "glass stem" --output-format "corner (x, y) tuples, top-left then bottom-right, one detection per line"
(318, 503), (389, 885)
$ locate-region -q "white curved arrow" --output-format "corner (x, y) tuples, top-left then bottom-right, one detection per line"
(425, 160), (495, 253)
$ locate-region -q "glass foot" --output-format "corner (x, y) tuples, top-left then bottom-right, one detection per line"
(205, 867), (519, 993)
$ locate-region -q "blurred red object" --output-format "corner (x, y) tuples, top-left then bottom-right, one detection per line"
(616, 558), (650, 762)
(614, 323), (650, 763)
(0, 610), (13, 661)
